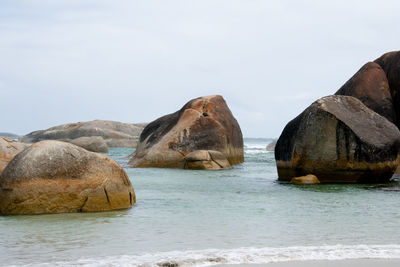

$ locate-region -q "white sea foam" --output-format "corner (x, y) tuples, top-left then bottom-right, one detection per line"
(245, 149), (270, 155)
(11, 244), (400, 267)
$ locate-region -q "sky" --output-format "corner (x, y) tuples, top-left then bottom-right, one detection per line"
(0, 0), (399, 137)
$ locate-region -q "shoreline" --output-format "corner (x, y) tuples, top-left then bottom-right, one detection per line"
(216, 259), (400, 267)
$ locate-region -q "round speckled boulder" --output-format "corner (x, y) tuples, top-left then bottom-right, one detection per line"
(0, 140), (135, 215)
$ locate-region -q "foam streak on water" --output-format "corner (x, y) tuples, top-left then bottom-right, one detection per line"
(9, 245), (400, 267)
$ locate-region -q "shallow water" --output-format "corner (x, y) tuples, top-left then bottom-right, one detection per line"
(1, 139), (400, 266)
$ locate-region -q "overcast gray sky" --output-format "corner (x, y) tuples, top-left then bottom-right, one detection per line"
(0, 0), (399, 137)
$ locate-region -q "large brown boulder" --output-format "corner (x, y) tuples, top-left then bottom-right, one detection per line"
(0, 137), (29, 175)
(69, 136), (109, 153)
(129, 95), (244, 169)
(0, 141), (135, 215)
(21, 120), (147, 148)
(335, 62), (396, 123)
(375, 51), (400, 127)
(275, 95), (400, 183)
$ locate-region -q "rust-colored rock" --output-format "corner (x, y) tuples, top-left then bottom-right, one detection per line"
(0, 140), (135, 215)
(335, 62), (395, 123)
(0, 137), (29, 175)
(129, 95), (244, 168)
(290, 174), (320, 185)
(375, 51), (400, 127)
(184, 150), (231, 170)
(275, 95), (400, 183)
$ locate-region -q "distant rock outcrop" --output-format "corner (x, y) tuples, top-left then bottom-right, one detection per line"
(0, 141), (135, 215)
(0, 137), (29, 175)
(275, 95), (400, 183)
(21, 120), (147, 148)
(0, 133), (20, 140)
(266, 140), (277, 151)
(129, 95), (244, 169)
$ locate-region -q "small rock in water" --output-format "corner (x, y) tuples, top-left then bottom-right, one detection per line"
(290, 174), (320, 184)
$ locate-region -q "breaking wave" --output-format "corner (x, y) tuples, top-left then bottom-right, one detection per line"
(12, 244), (400, 267)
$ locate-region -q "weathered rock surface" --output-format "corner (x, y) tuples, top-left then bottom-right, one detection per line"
(0, 141), (135, 215)
(375, 51), (400, 128)
(266, 140), (277, 151)
(290, 174), (320, 185)
(335, 62), (396, 123)
(275, 95), (400, 183)
(69, 136), (108, 153)
(0, 137), (29, 175)
(21, 120), (147, 148)
(129, 95), (244, 168)
(184, 150), (231, 170)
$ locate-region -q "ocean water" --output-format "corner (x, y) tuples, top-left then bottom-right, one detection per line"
(1, 138), (400, 266)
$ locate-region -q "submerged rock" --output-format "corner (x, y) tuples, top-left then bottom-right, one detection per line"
(290, 174), (320, 184)
(0, 140), (135, 215)
(69, 136), (108, 153)
(21, 120), (147, 148)
(129, 95), (244, 168)
(184, 150), (231, 170)
(335, 62), (395, 123)
(275, 95), (400, 183)
(0, 137), (29, 175)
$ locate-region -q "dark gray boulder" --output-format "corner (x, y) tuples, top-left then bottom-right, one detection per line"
(275, 95), (400, 183)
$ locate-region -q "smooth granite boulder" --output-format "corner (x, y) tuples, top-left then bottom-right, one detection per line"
(375, 51), (400, 127)
(290, 174), (320, 185)
(21, 120), (147, 148)
(184, 150), (231, 170)
(0, 137), (29, 175)
(275, 95), (400, 183)
(335, 62), (396, 123)
(129, 95), (244, 168)
(69, 136), (108, 153)
(0, 141), (135, 215)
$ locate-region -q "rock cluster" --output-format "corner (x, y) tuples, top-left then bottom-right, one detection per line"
(129, 95), (244, 169)
(276, 51), (400, 183)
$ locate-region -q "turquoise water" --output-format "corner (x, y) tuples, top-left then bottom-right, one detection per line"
(1, 139), (400, 266)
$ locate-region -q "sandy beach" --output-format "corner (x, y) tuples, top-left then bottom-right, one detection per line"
(217, 259), (400, 267)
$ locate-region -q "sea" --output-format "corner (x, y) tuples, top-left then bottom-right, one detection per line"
(1, 138), (400, 266)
